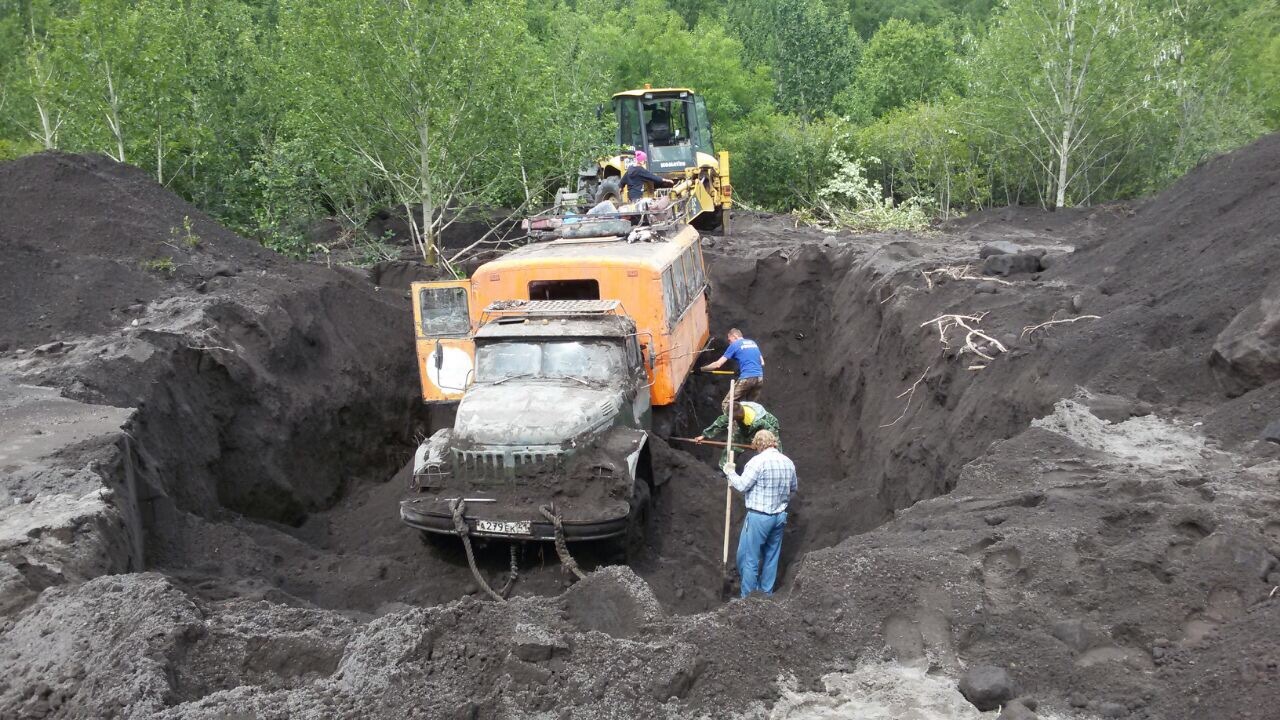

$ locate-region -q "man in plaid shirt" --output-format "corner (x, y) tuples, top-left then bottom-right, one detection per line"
(722, 430), (797, 597)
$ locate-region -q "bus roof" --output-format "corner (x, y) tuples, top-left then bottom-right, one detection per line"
(477, 226), (699, 274)
(612, 88), (695, 99)
(476, 314), (634, 340)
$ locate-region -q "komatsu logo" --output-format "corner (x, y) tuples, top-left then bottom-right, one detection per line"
(659, 161), (684, 168)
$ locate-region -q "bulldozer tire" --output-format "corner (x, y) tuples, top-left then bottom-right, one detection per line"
(575, 176), (598, 211)
(596, 177), (622, 204)
(692, 207), (723, 232)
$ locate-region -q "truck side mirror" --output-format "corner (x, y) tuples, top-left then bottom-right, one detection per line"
(596, 103), (604, 121)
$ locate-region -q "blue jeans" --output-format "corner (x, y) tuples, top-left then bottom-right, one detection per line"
(737, 510), (786, 597)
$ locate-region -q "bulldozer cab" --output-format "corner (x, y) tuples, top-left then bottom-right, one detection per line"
(412, 280), (476, 402)
(615, 89), (715, 174)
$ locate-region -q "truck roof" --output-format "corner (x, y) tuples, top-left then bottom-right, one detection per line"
(478, 225), (698, 274)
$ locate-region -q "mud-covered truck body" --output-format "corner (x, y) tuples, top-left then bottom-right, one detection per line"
(401, 220), (710, 546)
(400, 301), (653, 542)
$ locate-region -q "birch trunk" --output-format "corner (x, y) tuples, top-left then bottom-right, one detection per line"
(417, 114), (436, 265)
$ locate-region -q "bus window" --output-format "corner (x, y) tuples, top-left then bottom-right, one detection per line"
(419, 285), (470, 336)
(680, 250), (699, 301)
(662, 267), (679, 327)
(529, 279), (600, 301)
(690, 246), (706, 290)
(671, 253), (691, 310)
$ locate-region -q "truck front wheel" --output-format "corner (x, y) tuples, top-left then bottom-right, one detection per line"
(611, 479), (650, 564)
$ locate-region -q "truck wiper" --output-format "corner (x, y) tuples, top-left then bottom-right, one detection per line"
(490, 373), (535, 385)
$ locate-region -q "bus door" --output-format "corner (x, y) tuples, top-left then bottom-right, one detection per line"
(411, 280), (475, 402)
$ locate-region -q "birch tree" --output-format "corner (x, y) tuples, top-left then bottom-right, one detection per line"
(23, 35), (62, 149)
(278, 0), (534, 265)
(971, 0), (1159, 208)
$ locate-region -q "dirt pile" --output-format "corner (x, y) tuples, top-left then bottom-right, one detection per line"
(0, 152), (427, 619)
(0, 153), (284, 350)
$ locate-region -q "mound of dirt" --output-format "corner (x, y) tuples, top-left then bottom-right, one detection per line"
(0, 152), (284, 350)
(0, 152), (430, 622)
(1045, 132), (1280, 413)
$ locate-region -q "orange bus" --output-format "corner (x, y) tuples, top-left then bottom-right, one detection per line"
(411, 223), (710, 412)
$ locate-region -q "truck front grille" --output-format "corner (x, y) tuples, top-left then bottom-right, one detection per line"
(453, 448), (562, 483)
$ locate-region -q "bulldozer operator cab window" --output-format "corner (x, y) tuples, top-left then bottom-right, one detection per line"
(475, 340), (626, 384)
(618, 99), (644, 150)
(419, 286), (470, 336)
(528, 279), (600, 301)
(643, 101), (688, 146)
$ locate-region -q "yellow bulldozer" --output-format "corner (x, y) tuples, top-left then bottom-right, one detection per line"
(575, 86), (732, 233)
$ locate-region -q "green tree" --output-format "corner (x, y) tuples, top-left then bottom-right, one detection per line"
(969, 0), (1163, 208)
(836, 18), (962, 123)
(1225, 1), (1280, 127)
(276, 0), (551, 264)
(855, 100), (989, 217)
(728, 0), (861, 118)
(833, 0), (999, 39)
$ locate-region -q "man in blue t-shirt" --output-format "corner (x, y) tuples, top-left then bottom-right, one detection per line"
(700, 328), (765, 410)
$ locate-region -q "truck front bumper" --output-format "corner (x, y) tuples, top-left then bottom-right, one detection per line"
(400, 498), (628, 542)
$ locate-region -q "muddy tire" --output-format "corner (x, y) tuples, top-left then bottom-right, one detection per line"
(596, 177), (622, 204)
(611, 479), (650, 563)
(575, 175), (598, 211)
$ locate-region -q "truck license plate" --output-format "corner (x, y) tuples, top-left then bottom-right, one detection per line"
(475, 520), (532, 535)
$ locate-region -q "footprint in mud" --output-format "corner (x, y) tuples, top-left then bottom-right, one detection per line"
(1099, 507), (1157, 546)
(1178, 587), (1244, 648)
(982, 547), (1024, 587)
(1162, 515), (1215, 570)
(882, 614), (926, 668)
(881, 604), (958, 672)
(980, 547), (1026, 611)
(1262, 520), (1280, 555)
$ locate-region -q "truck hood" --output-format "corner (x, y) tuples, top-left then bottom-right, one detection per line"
(454, 382), (623, 446)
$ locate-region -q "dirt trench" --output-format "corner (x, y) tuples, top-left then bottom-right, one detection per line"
(5, 140), (1280, 718)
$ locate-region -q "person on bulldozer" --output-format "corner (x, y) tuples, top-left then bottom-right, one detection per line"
(694, 400), (782, 464)
(621, 150), (674, 203)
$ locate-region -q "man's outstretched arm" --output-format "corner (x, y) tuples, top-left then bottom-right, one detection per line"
(723, 458), (759, 494)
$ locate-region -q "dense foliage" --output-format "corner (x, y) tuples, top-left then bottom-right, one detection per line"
(1, 0), (1275, 256)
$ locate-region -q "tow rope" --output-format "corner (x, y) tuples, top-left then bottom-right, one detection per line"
(539, 503), (587, 581)
(449, 498), (519, 602)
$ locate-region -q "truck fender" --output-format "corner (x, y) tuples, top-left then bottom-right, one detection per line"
(413, 429), (452, 476)
(616, 428), (649, 486)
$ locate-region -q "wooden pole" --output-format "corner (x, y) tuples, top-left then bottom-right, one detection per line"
(723, 381), (735, 571)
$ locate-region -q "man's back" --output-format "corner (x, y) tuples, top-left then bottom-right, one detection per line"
(622, 165), (665, 202)
(725, 337), (763, 379)
(734, 447), (797, 514)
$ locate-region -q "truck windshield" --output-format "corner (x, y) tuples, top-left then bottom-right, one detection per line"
(476, 340), (626, 383)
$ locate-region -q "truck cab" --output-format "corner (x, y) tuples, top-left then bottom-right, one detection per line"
(400, 301), (654, 545)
